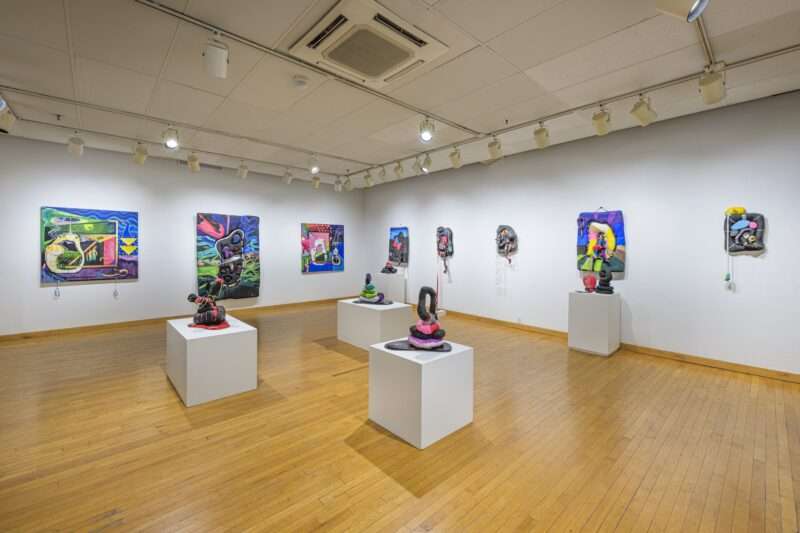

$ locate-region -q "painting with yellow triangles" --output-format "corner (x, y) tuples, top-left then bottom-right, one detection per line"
(40, 206), (139, 283)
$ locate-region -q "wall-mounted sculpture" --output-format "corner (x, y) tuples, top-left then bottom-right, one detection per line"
(496, 225), (518, 264)
(724, 206), (766, 291)
(386, 286), (451, 352)
(436, 226), (453, 273)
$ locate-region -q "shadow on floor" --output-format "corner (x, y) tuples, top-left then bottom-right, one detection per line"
(315, 336), (368, 364)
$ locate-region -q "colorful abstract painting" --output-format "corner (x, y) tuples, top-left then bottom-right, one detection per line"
(577, 210), (626, 273)
(725, 211), (765, 255)
(389, 226), (409, 266)
(196, 213), (260, 300)
(302, 223), (344, 273)
(41, 206), (139, 283)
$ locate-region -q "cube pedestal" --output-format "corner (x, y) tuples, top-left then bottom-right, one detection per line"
(337, 299), (411, 349)
(568, 292), (621, 356)
(368, 340), (474, 449)
(166, 315), (257, 407)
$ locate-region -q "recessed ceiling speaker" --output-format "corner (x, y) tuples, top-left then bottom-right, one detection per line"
(656, 0), (710, 22)
(592, 109), (611, 136)
(630, 96), (658, 126)
(203, 37), (229, 79)
(699, 69), (725, 104)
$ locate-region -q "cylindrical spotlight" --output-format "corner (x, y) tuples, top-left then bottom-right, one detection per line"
(237, 161), (249, 179)
(487, 136), (503, 160)
(630, 96), (658, 126)
(657, 0), (709, 22)
(187, 152), (201, 172)
(282, 169), (294, 185)
(133, 142), (148, 165)
(162, 127), (179, 150)
(419, 116), (435, 143)
(364, 171), (374, 188)
(421, 153), (432, 174)
(0, 98), (16, 134)
(449, 147), (462, 169)
(312, 176), (321, 189)
(699, 70), (725, 105)
(377, 166), (386, 181)
(68, 133), (85, 157)
(334, 178), (343, 192)
(592, 109), (611, 136)
(344, 177), (353, 191)
(394, 161), (404, 178)
(309, 154), (320, 175)
(534, 122), (550, 148)
(412, 157), (422, 175)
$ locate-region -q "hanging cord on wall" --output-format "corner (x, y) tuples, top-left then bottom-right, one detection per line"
(54, 280), (61, 300)
(113, 282), (120, 299)
(724, 213), (734, 292)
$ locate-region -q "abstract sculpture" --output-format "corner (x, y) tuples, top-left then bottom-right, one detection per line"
(496, 225), (518, 264)
(582, 273), (597, 293)
(386, 286), (451, 352)
(354, 273), (392, 305)
(380, 261), (397, 274)
(595, 266), (614, 294)
(187, 277), (229, 329)
(436, 226), (454, 273)
(577, 210), (625, 274)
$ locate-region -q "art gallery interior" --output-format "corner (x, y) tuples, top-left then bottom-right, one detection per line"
(2, 0), (800, 530)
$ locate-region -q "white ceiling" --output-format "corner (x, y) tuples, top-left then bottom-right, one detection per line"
(1, 0), (799, 186)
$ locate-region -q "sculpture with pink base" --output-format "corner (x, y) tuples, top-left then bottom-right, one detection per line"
(385, 286), (451, 352)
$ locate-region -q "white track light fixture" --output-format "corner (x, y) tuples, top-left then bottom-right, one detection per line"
(699, 68), (726, 105)
(203, 34), (229, 79)
(534, 122), (550, 149)
(162, 127), (179, 150)
(394, 161), (404, 178)
(133, 142), (148, 165)
(421, 153), (432, 174)
(237, 161), (249, 179)
(487, 136), (503, 160)
(630, 96), (658, 126)
(334, 178), (343, 193)
(419, 116), (435, 143)
(282, 169), (294, 185)
(377, 166), (386, 182)
(412, 157), (423, 175)
(68, 132), (85, 157)
(656, 0), (709, 22)
(364, 171), (374, 188)
(449, 147), (462, 169)
(309, 155), (320, 175)
(344, 177), (353, 191)
(187, 152), (201, 172)
(312, 176), (321, 189)
(0, 97), (15, 134)
(592, 108), (611, 136)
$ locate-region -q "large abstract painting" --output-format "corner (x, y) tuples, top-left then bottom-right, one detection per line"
(41, 206), (139, 283)
(577, 210), (626, 273)
(302, 223), (344, 273)
(389, 226), (409, 266)
(196, 213), (260, 300)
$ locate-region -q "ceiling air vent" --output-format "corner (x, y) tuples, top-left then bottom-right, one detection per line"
(289, 0), (448, 88)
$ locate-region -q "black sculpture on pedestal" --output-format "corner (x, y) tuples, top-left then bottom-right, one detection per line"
(385, 286), (451, 352)
(187, 277), (229, 329)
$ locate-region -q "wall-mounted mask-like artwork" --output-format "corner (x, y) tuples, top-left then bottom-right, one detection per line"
(196, 213), (260, 300)
(302, 223), (344, 273)
(436, 226), (453, 273)
(41, 206), (139, 283)
(577, 210), (626, 273)
(496, 225), (518, 263)
(724, 207), (765, 255)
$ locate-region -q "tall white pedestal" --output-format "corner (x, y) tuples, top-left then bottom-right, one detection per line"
(337, 299), (411, 349)
(368, 340), (474, 449)
(568, 292), (621, 356)
(166, 315), (258, 406)
(374, 271), (407, 303)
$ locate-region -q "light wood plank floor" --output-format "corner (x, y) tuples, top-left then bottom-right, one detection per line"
(1, 302), (799, 532)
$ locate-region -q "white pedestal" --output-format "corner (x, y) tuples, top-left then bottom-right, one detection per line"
(368, 340), (474, 449)
(568, 292), (621, 356)
(337, 299), (411, 349)
(374, 272), (407, 303)
(166, 315), (258, 406)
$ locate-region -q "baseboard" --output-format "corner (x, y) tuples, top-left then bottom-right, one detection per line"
(0, 297), (353, 343)
(444, 309), (800, 384)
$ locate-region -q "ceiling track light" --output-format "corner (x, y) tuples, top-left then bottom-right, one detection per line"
(312, 176), (321, 189)
(656, 0), (709, 22)
(419, 116), (435, 143)
(487, 136), (503, 160)
(68, 132), (85, 157)
(534, 122), (550, 148)
(412, 157), (423, 175)
(344, 177), (353, 192)
(421, 153), (432, 174)
(334, 177), (343, 192)
(364, 170), (374, 188)
(394, 161), (405, 178)
(162, 126), (179, 150)
(187, 152), (201, 172)
(133, 142), (148, 165)
(309, 154), (320, 175)
(449, 147), (462, 169)
(630, 95), (658, 126)
(203, 33), (229, 79)
(0, 97), (15, 134)
(592, 108), (611, 136)
(282, 168), (294, 184)
(237, 161), (249, 179)
(377, 166), (386, 182)
(699, 66), (726, 105)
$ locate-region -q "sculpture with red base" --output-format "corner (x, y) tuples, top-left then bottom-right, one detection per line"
(187, 277), (229, 330)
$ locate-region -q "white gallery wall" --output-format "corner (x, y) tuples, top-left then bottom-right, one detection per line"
(364, 91), (800, 374)
(0, 137), (366, 335)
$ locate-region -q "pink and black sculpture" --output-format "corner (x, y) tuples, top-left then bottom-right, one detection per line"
(386, 286), (451, 352)
(187, 277), (229, 329)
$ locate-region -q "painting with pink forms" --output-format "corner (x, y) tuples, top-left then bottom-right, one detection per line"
(301, 223), (344, 273)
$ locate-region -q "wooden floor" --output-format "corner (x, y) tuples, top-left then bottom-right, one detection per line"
(1, 303), (800, 532)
